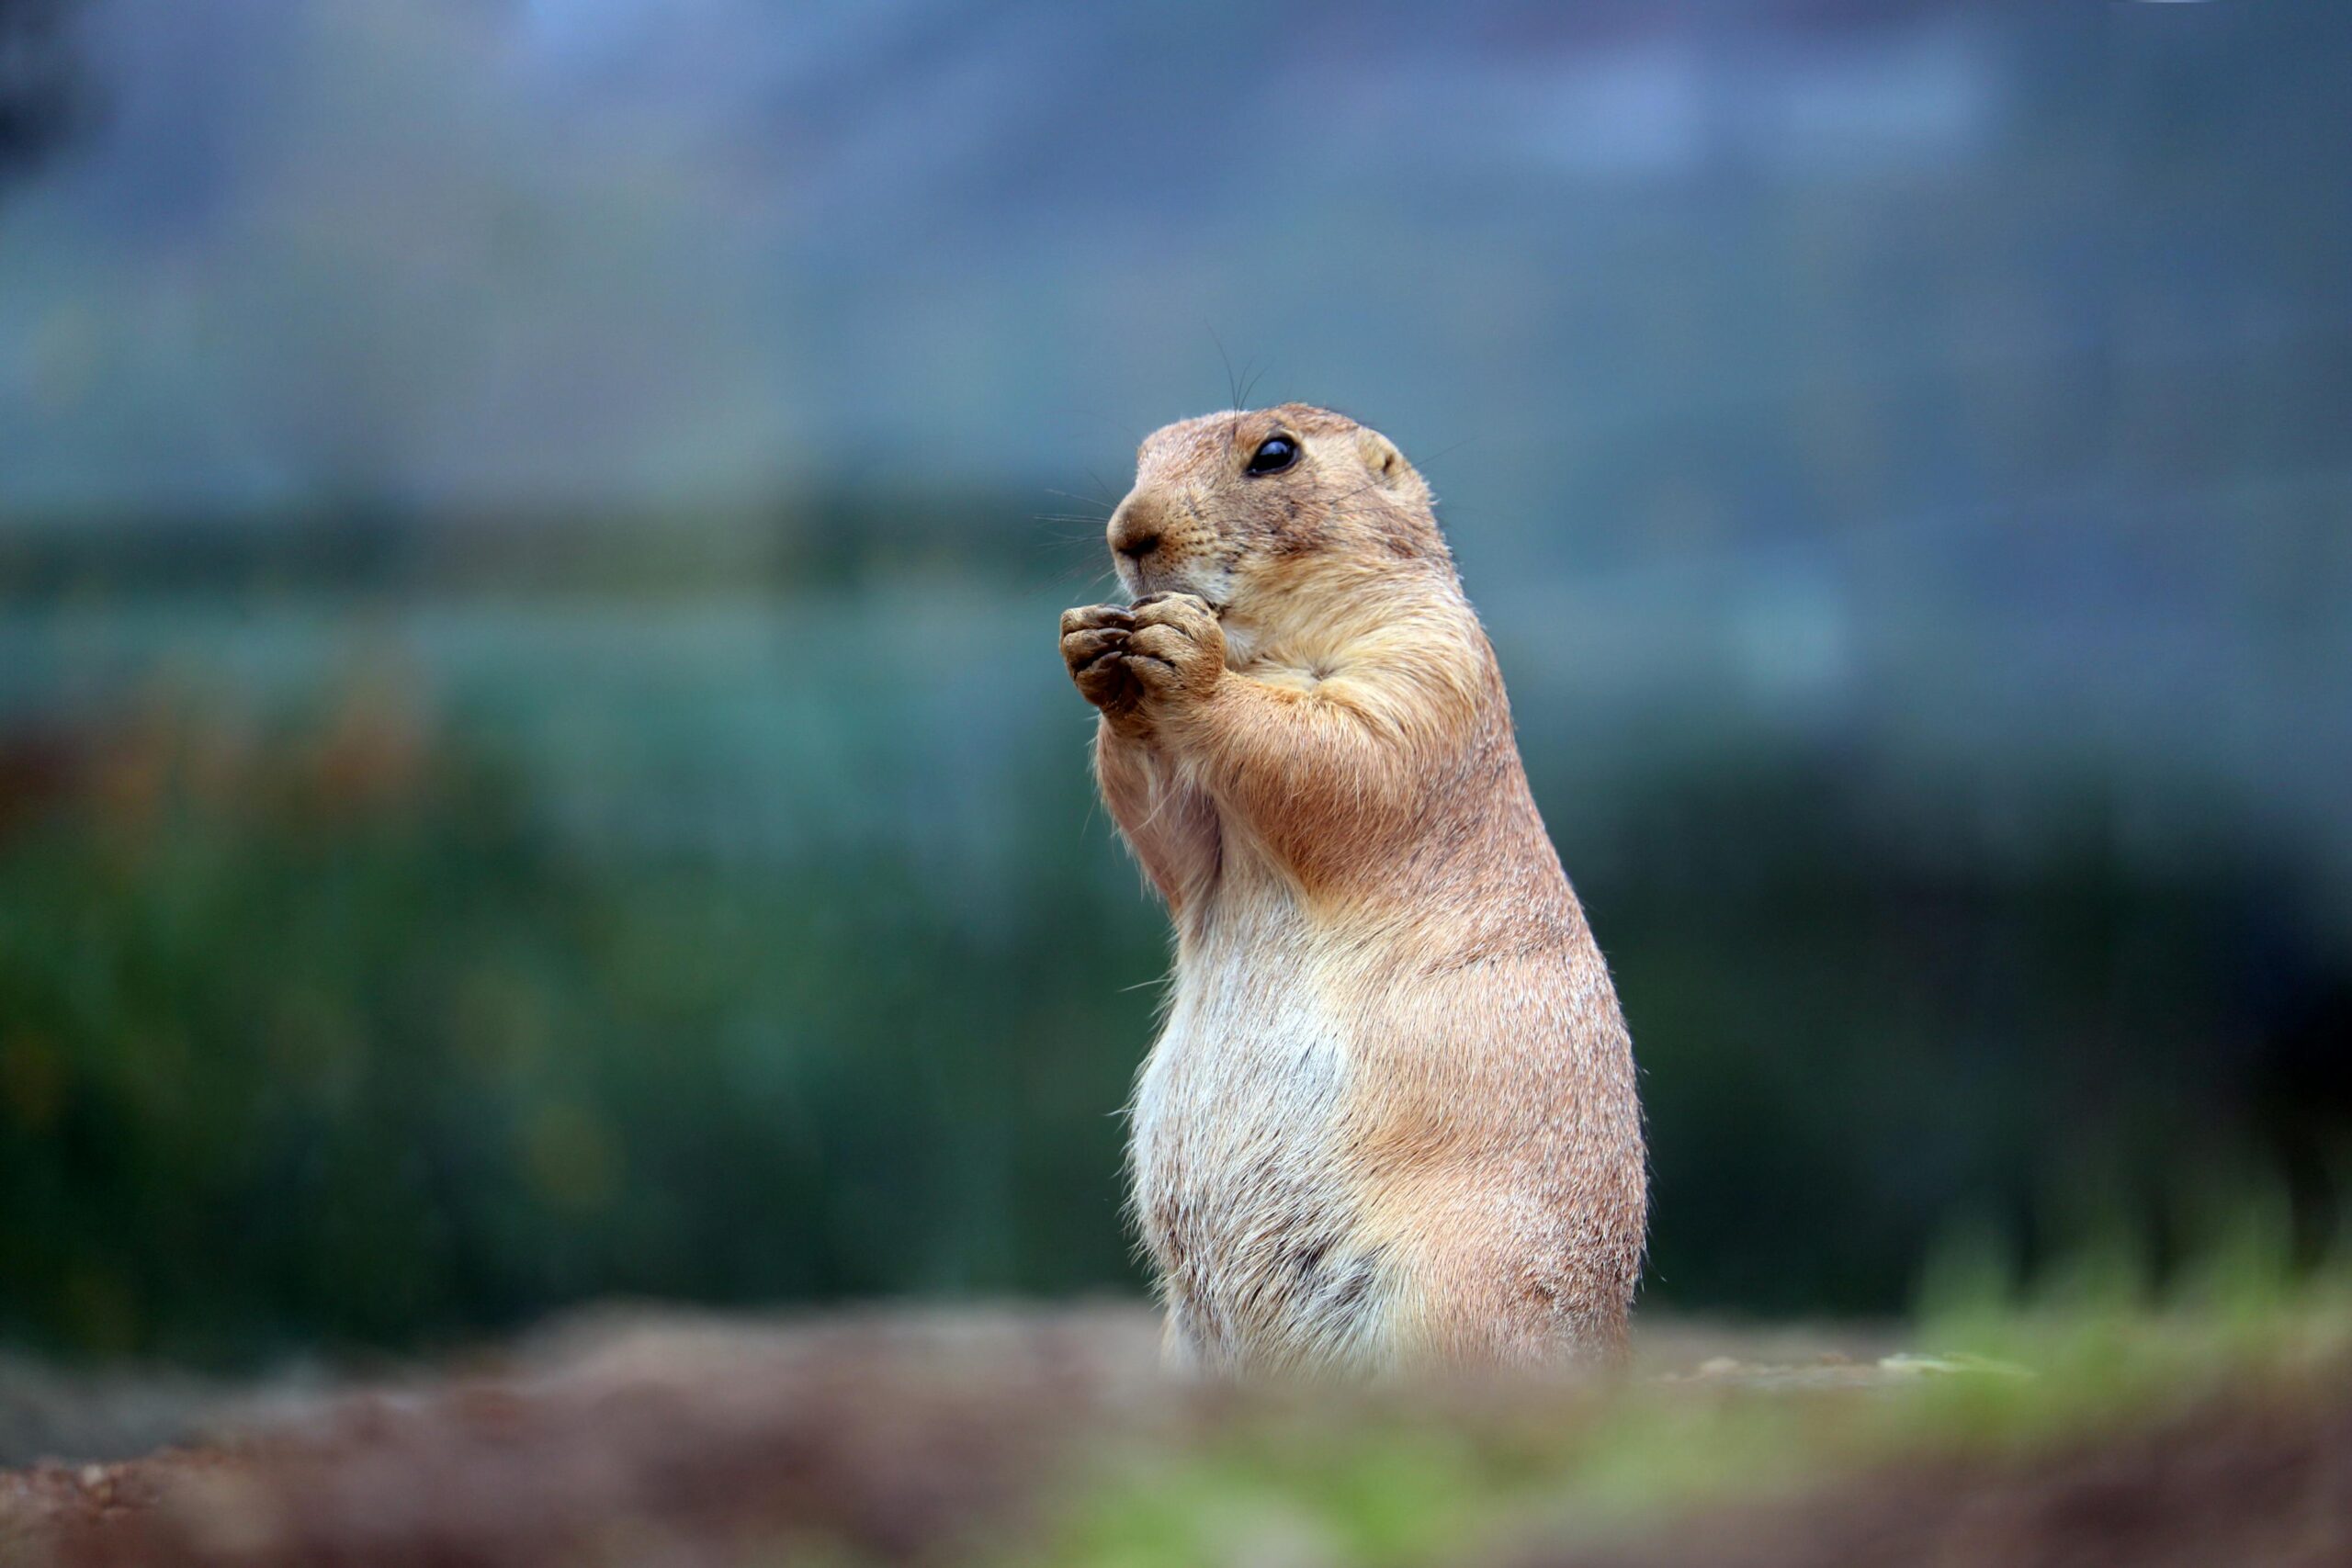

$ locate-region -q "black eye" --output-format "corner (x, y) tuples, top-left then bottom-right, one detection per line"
(1246, 434), (1298, 476)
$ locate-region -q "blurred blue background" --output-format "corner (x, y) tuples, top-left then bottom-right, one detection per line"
(0, 0), (2346, 1361)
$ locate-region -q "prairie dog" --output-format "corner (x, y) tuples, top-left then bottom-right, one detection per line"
(1058, 404), (1645, 1376)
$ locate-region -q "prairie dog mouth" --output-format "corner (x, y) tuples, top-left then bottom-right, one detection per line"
(1120, 563), (1227, 615)
(1125, 585), (1227, 615)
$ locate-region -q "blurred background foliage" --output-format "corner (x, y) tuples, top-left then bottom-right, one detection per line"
(0, 0), (2347, 1361)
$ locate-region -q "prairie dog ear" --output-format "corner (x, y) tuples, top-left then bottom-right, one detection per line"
(1354, 427), (1431, 506)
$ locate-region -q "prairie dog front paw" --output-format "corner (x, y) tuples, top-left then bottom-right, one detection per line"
(1060, 603), (1144, 728)
(1123, 593), (1227, 709)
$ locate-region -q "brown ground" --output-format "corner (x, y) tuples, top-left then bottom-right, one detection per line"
(1, 1306), (2345, 1567)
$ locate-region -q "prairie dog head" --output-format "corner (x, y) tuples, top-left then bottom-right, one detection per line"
(1105, 404), (1445, 637)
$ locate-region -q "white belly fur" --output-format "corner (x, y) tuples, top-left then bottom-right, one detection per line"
(1129, 872), (1386, 1372)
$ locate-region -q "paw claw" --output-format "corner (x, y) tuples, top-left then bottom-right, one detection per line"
(1061, 626), (1129, 675)
(1061, 604), (1137, 637)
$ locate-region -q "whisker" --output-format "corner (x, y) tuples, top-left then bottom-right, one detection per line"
(1407, 432), (1482, 473)
(1209, 322), (1239, 413)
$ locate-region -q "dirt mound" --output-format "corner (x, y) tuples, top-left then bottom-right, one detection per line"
(6, 1306), (1162, 1567)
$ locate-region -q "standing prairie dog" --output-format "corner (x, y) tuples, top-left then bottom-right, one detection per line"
(1058, 404), (1645, 1376)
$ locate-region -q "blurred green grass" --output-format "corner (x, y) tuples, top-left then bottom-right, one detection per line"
(0, 688), (1163, 1359)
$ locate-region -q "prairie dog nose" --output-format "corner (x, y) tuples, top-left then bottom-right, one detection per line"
(1108, 495), (1166, 560)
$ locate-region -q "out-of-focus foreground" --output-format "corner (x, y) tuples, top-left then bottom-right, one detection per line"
(5, 1271), (2351, 1567)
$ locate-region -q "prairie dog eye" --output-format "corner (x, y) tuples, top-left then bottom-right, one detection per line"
(1246, 434), (1299, 476)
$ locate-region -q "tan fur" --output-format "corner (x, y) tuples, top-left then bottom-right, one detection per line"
(1058, 404), (1645, 1377)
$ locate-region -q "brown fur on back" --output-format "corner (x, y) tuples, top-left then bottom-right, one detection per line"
(1058, 404), (1645, 1376)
